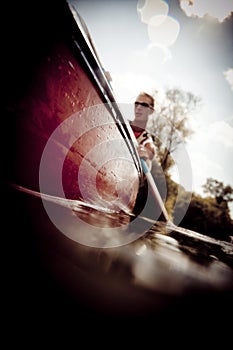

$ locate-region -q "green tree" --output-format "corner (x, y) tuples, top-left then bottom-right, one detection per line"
(146, 87), (233, 241)
(202, 177), (233, 204)
(176, 192), (233, 241)
(148, 87), (202, 173)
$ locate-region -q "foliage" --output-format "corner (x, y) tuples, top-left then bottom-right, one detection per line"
(202, 177), (233, 204)
(162, 176), (233, 241)
(148, 86), (233, 241)
(147, 87), (202, 173)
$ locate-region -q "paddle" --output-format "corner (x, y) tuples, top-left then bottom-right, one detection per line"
(140, 158), (171, 223)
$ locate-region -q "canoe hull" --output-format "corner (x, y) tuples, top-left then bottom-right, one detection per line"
(4, 1), (141, 213)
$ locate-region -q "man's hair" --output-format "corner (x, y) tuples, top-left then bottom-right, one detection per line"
(138, 92), (155, 108)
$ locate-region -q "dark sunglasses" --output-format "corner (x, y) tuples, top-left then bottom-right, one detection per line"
(134, 101), (153, 109)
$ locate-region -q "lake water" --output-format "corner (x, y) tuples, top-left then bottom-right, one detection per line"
(4, 184), (233, 332)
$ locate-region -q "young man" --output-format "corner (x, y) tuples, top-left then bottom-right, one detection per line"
(130, 92), (169, 222)
(130, 92), (156, 170)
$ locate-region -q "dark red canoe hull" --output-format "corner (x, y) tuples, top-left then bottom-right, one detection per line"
(3, 0), (142, 213)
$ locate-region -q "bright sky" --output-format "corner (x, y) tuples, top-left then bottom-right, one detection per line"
(70, 0), (233, 217)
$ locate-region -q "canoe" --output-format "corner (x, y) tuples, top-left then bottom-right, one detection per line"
(3, 0), (143, 214)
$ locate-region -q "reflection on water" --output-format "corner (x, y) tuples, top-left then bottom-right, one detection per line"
(5, 184), (233, 322)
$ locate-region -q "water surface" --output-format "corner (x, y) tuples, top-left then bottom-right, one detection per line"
(5, 184), (233, 326)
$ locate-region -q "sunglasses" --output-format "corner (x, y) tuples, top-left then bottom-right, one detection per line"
(134, 101), (153, 109)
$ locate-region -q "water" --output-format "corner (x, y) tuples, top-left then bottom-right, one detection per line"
(4, 183), (233, 329)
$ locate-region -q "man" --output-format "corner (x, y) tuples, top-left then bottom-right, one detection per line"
(130, 92), (156, 170)
(130, 92), (169, 222)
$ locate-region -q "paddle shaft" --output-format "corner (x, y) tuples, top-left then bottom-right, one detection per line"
(141, 158), (170, 222)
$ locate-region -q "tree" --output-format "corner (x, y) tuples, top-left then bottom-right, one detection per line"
(202, 178), (233, 204)
(176, 192), (233, 241)
(147, 87), (202, 173)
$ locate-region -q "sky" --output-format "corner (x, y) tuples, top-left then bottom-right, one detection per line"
(70, 0), (233, 217)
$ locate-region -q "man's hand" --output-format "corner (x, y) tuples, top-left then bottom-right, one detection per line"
(138, 145), (153, 171)
(138, 145), (149, 160)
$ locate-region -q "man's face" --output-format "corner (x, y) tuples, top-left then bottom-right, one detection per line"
(134, 94), (154, 127)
